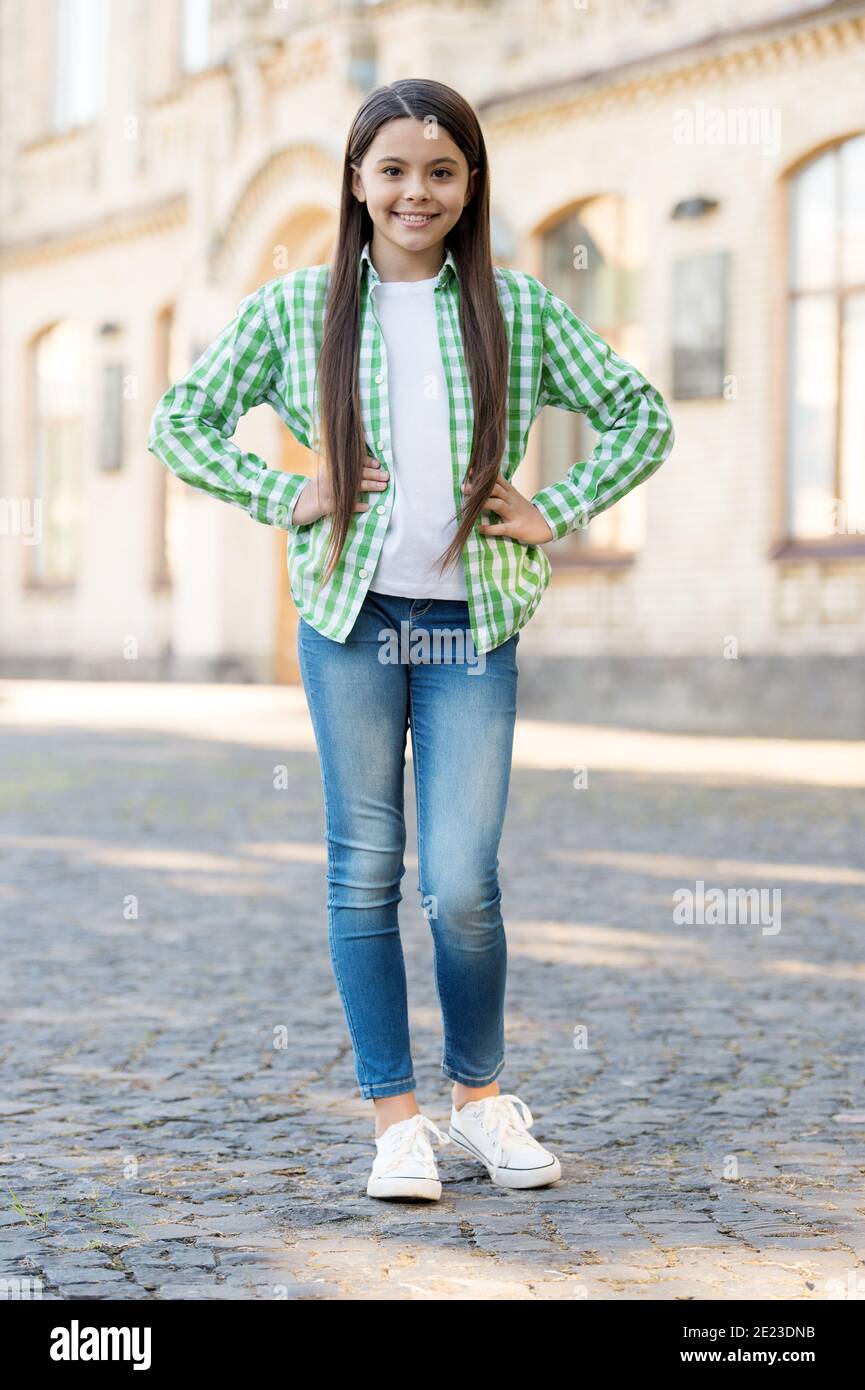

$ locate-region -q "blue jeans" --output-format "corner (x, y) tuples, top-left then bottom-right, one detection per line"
(297, 591), (520, 1100)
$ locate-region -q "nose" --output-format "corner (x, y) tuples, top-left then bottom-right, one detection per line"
(406, 174), (432, 201)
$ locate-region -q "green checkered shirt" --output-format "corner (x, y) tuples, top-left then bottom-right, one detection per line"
(147, 240), (675, 655)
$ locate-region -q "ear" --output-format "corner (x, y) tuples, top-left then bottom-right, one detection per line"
(464, 166), (479, 205)
(350, 165), (366, 203)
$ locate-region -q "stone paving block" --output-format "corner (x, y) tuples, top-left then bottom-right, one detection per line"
(46, 1281), (140, 1299)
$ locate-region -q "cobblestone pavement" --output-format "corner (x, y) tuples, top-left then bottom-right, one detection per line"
(1, 680), (864, 1302)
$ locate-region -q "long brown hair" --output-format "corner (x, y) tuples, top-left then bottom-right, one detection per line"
(315, 78), (509, 586)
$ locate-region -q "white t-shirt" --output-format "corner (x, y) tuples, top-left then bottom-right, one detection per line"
(367, 275), (469, 601)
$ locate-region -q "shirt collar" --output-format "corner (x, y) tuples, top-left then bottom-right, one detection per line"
(359, 238), (458, 290)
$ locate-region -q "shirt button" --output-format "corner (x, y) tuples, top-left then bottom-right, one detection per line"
(376, 504), (384, 513)
(376, 439), (384, 449)
(359, 568), (368, 579)
(375, 373), (384, 384)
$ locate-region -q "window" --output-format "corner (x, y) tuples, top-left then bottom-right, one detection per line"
(31, 322), (86, 586)
(538, 197), (648, 560)
(54, 0), (109, 132)
(181, 0), (210, 74)
(785, 135), (865, 541)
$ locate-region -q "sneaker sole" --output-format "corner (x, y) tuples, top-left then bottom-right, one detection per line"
(448, 1126), (562, 1189)
(366, 1175), (442, 1201)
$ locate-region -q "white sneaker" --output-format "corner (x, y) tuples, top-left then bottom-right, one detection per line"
(448, 1093), (562, 1189)
(366, 1113), (451, 1201)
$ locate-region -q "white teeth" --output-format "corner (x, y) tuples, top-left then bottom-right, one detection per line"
(395, 214), (435, 223)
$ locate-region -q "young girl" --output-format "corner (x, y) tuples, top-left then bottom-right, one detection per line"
(148, 78), (675, 1201)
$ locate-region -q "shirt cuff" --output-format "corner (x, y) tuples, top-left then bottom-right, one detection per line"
(530, 486), (589, 543)
(248, 469), (311, 528)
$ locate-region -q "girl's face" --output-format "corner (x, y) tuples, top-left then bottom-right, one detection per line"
(351, 117), (477, 254)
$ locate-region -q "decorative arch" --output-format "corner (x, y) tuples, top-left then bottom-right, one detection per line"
(211, 146), (344, 687)
(208, 142), (343, 288)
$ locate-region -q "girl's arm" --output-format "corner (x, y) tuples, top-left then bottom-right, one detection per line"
(530, 286), (676, 542)
(146, 285), (311, 528)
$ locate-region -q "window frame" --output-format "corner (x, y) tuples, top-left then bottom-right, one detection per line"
(774, 132), (865, 561)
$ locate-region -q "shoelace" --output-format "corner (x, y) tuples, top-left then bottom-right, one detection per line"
(377, 1114), (450, 1177)
(473, 1094), (542, 1182)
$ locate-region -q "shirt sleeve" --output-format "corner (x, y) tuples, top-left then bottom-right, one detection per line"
(530, 286), (676, 542)
(146, 285), (311, 528)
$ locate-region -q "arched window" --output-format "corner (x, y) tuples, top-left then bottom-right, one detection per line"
(785, 134), (865, 541)
(31, 321), (86, 586)
(538, 196), (648, 561)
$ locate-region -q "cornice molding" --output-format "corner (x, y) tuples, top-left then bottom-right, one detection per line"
(208, 142), (340, 283)
(478, 6), (865, 133)
(0, 194), (187, 271)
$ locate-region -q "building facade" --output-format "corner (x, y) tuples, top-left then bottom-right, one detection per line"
(1, 0), (863, 731)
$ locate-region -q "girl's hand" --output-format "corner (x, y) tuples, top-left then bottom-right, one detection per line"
(462, 469), (554, 545)
(291, 456), (388, 525)
(353, 456), (390, 514)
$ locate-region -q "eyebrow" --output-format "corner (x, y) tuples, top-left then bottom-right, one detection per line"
(375, 156), (460, 166)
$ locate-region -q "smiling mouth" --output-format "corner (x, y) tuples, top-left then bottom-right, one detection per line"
(392, 212), (439, 226)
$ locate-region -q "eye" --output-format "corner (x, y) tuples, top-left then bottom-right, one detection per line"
(380, 166), (454, 178)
